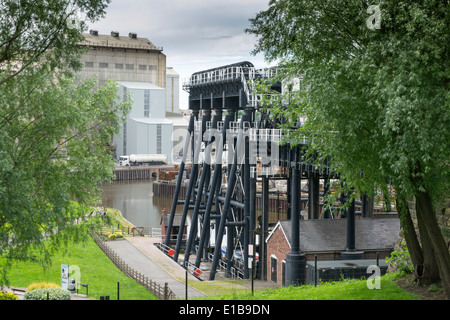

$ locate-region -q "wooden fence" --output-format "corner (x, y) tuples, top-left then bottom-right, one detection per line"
(90, 231), (176, 300)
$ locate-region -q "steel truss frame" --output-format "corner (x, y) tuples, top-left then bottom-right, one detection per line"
(163, 61), (376, 283)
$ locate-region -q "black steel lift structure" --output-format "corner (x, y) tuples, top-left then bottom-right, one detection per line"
(162, 61), (372, 284)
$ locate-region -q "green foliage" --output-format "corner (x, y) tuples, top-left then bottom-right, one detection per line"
(387, 244), (414, 276)
(247, 0), (449, 202)
(23, 288), (71, 300)
(428, 284), (438, 293)
(248, 2), (450, 295)
(0, 0), (111, 85)
(106, 233), (117, 240)
(2, 234), (158, 300)
(0, 291), (19, 300)
(0, 0), (132, 286)
(115, 232), (124, 239)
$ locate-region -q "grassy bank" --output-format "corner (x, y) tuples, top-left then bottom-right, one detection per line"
(2, 235), (157, 300)
(0, 204), (424, 301)
(3, 232), (423, 300)
(197, 273), (421, 300)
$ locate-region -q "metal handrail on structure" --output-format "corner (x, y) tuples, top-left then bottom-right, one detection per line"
(182, 62), (279, 108)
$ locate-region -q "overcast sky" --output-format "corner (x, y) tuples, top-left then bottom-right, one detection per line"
(87, 0), (272, 109)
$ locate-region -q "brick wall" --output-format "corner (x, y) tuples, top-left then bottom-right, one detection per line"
(266, 227), (290, 284)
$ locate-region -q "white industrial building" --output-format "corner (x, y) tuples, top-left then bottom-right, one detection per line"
(114, 82), (174, 160)
(77, 30), (188, 162)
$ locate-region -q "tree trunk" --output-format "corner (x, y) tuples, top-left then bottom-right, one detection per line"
(396, 193), (424, 270)
(415, 189), (450, 299)
(416, 202), (441, 285)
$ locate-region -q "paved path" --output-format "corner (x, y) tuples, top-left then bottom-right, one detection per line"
(106, 237), (206, 299)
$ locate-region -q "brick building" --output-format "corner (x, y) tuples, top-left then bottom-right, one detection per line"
(266, 218), (400, 285)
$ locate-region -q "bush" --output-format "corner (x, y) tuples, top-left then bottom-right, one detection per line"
(23, 288), (71, 300)
(115, 232), (123, 238)
(107, 233), (116, 240)
(27, 282), (60, 291)
(0, 291), (19, 300)
(386, 244), (414, 275)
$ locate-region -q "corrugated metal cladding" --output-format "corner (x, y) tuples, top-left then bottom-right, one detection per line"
(76, 31), (188, 161)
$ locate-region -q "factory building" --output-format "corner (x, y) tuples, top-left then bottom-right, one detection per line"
(114, 81), (173, 159)
(78, 30), (166, 88)
(77, 30), (188, 162)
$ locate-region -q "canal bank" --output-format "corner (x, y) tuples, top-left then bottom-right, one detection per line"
(112, 164), (179, 181)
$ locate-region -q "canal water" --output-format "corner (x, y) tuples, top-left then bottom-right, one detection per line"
(101, 180), (288, 233)
(101, 180), (174, 232)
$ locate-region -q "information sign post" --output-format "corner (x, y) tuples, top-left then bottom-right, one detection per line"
(61, 264), (69, 290)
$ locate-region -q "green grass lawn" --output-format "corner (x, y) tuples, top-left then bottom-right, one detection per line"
(0, 203), (425, 301)
(3, 236), (158, 300)
(3, 234), (421, 301)
(1, 228), (421, 301)
(197, 273), (420, 300)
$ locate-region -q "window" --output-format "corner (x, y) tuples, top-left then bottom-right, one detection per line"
(126, 64), (134, 70)
(115, 63), (123, 69)
(270, 255), (278, 283)
(157, 124), (162, 154)
(149, 65), (157, 71)
(123, 121), (127, 155)
(144, 90), (150, 117)
(99, 62), (108, 68)
(139, 64), (147, 71)
(85, 62), (94, 67)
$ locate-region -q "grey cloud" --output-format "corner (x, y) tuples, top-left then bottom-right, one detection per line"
(88, 0), (271, 108)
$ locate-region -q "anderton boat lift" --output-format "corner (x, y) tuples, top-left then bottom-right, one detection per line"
(158, 61), (399, 286)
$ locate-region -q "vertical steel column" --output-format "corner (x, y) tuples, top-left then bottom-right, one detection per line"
(346, 197), (356, 252)
(340, 193), (364, 259)
(286, 173), (291, 220)
(164, 111), (197, 246)
(194, 111), (233, 268)
(209, 112), (249, 280)
(285, 146), (306, 286)
(248, 110), (257, 280)
(173, 111), (207, 262)
(260, 176), (269, 280)
(249, 162), (256, 279)
(361, 194), (368, 217)
(323, 177), (331, 219)
(308, 175), (320, 219)
(361, 194), (374, 217)
(243, 108), (252, 279)
(225, 208), (234, 277)
(183, 110), (214, 265)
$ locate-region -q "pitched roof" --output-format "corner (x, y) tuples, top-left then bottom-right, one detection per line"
(267, 218), (400, 252)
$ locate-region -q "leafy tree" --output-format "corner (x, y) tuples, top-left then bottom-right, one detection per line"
(0, 0), (110, 84)
(0, 0), (131, 285)
(247, 0), (449, 297)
